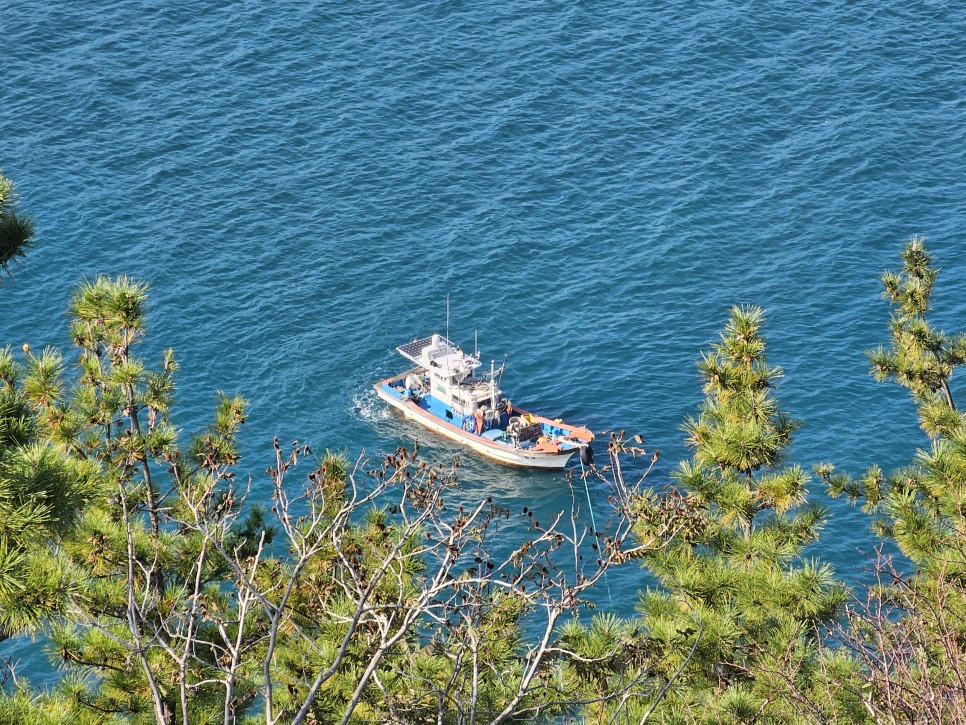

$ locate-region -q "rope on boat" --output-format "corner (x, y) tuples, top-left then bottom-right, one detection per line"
(578, 449), (612, 606)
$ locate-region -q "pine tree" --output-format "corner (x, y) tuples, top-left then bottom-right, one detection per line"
(867, 235), (966, 439)
(0, 174), (96, 643)
(823, 238), (966, 720)
(67, 277), (251, 722)
(0, 171), (35, 279)
(626, 305), (859, 723)
(827, 237), (966, 563)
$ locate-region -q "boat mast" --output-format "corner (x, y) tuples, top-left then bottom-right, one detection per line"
(490, 359), (496, 411)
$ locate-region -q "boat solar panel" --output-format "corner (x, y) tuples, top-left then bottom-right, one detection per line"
(397, 336), (440, 364)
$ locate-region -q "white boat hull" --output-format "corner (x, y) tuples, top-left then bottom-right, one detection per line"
(375, 384), (585, 470)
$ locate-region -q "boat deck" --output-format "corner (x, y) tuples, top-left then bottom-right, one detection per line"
(378, 375), (586, 452)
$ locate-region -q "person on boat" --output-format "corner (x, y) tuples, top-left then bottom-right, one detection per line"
(474, 408), (484, 435)
(501, 398), (512, 428)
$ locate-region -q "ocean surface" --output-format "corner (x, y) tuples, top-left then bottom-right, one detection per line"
(3, 0), (965, 682)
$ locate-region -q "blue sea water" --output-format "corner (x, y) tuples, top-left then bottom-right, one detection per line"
(2, 0), (966, 682)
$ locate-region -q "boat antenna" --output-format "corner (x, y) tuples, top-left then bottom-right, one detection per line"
(474, 329), (478, 359)
(445, 295), (449, 343)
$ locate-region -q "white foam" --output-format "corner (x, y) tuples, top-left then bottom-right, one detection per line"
(352, 390), (393, 422)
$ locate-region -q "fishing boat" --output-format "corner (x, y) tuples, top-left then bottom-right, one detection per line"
(374, 334), (594, 469)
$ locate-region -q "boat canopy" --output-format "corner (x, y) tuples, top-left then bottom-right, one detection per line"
(397, 334), (481, 379)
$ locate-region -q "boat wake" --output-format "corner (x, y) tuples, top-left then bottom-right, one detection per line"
(352, 390), (393, 422)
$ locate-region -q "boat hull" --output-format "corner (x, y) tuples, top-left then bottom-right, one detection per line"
(374, 377), (591, 470)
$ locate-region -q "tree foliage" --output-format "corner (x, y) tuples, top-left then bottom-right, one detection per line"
(821, 237), (966, 721)
(0, 171), (102, 695)
(1, 274), (680, 723)
(825, 237), (966, 565)
(0, 172), (35, 279)
(5, 227), (966, 724)
(619, 306), (859, 723)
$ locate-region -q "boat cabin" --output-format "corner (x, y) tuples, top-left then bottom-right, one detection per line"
(397, 334), (502, 422)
